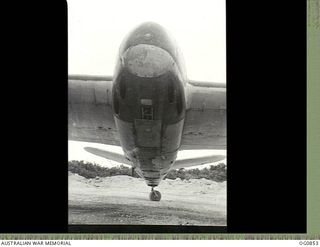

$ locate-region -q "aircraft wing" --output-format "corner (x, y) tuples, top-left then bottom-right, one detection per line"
(68, 75), (121, 146)
(180, 80), (226, 150)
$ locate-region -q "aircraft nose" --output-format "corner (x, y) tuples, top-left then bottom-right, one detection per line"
(123, 44), (175, 78)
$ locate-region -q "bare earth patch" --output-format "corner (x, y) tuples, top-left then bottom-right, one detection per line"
(68, 173), (226, 226)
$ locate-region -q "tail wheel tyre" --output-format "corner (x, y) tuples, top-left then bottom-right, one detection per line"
(149, 190), (161, 201)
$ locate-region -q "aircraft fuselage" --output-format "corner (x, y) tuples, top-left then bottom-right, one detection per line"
(111, 22), (187, 187)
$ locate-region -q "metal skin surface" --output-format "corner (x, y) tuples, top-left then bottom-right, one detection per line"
(68, 22), (226, 193)
(112, 22), (187, 187)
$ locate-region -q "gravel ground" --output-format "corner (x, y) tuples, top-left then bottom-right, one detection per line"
(68, 173), (226, 226)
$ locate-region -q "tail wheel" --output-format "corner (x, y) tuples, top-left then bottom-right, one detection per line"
(149, 190), (161, 201)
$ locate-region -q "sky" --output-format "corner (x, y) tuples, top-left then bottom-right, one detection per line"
(68, 0), (226, 82)
(68, 0), (226, 168)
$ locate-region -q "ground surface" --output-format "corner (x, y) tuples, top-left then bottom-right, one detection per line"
(69, 173), (226, 226)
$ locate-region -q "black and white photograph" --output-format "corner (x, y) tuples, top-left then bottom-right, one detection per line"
(68, 0), (226, 227)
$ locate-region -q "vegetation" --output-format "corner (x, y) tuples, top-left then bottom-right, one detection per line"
(68, 160), (227, 182)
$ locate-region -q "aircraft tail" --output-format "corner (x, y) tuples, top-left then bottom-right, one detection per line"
(84, 147), (131, 165)
(84, 147), (225, 170)
(171, 154), (226, 170)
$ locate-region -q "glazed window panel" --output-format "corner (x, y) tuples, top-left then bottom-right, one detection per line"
(141, 106), (153, 120)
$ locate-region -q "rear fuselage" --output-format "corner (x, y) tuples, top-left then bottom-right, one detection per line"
(111, 22), (187, 186)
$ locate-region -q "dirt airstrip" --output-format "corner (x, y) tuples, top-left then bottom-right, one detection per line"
(69, 173), (226, 226)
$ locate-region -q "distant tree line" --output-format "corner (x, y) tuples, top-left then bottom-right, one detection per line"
(68, 160), (136, 179)
(68, 160), (227, 182)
